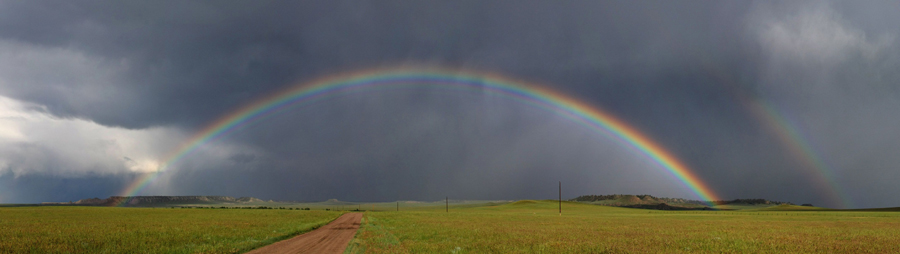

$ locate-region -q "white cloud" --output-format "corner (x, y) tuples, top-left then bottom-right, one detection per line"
(749, 2), (900, 101)
(0, 95), (180, 176)
(753, 4), (893, 67)
(0, 94), (267, 198)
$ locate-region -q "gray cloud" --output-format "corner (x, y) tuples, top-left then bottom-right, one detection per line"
(748, 1), (900, 208)
(0, 1), (898, 208)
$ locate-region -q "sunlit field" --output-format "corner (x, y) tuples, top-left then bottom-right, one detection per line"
(347, 200), (900, 253)
(0, 207), (342, 253)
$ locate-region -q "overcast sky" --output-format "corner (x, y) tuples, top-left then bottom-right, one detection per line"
(1, 1), (898, 208)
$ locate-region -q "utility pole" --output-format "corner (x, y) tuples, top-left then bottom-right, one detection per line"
(559, 181), (562, 215)
(396, 201), (399, 211)
(446, 196), (448, 213)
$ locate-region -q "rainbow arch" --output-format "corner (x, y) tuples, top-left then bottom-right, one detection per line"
(117, 67), (722, 205)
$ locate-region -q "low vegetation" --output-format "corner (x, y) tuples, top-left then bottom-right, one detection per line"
(0, 206), (342, 253)
(348, 200), (900, 253)
(6, 199), (899, 253)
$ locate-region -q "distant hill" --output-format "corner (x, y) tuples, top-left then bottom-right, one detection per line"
(571, 194), (708, 206)
(571, 194), (793, 210)
(42, 196), (271, 207)
(317, 199), (358, 206)
(711, 198), (793, 206)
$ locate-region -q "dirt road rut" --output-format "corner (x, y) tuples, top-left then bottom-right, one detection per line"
(247, 212), (363, 254)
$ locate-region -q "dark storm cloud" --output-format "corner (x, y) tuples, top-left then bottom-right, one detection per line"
(2, 1), (899, 208)
(0, 0), (751, 128)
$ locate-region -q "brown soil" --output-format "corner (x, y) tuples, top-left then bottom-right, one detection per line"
(623, 195), (642, 204)
(247, 212), (363, 254)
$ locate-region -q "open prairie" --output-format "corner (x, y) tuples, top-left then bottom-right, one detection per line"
(3, 201), (900, 253)
(348, 200), (900, 253)
(0, 206), (342, 253)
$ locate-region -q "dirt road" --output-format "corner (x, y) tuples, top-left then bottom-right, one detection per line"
(247, 212), (363, 254)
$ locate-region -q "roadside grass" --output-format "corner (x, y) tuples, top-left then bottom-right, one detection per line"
(0, 206), (342, 253)
(345, 215), (407, 254)
(349, 200), (900, 253)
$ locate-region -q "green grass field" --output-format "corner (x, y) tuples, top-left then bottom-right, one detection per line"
(347, 200), (900, 253)
(4, 201), (899, 253)
(0, 206), (343, 253)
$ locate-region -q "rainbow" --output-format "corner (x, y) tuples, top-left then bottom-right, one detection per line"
(745, 101), (852, 208)
(117, 67), (722, 206)
(705, 65), (852, 208)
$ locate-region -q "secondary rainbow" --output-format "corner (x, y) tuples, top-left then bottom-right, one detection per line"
(745, 101), (853, 208)
(705, 65), (852, 209)
(117, 67), (722, 205)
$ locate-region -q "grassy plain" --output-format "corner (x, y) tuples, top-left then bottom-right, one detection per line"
(0, 206), (342, 253)
(262, 199), (510, 211)
(171, 199), (507, 212)
(347, 200), (900, 253)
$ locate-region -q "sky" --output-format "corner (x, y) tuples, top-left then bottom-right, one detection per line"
(1, 1), (898, 208)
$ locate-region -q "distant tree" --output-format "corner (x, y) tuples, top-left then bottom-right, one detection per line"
(801, 204), (813, 206)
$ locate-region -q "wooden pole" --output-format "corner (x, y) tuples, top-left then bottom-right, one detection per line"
(396, 201), (399, 211)
(446, 197), (448, 213)
(559, 181), (562, 215)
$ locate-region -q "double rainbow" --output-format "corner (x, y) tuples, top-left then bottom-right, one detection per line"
(117, 67), (722, 205)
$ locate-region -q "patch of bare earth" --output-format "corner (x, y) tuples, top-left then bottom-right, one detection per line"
(247, 212), (363, 254)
